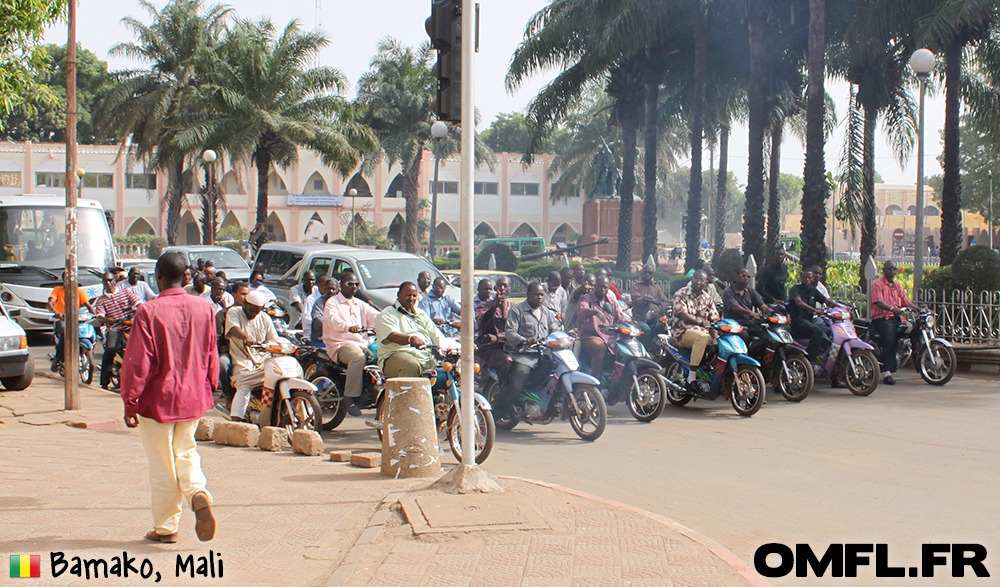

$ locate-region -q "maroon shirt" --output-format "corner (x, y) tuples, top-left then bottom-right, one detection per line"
(578, 290), (626, 348)
(121, 288), (219, 423)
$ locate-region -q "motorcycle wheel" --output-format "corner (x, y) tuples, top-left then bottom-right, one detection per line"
(662, 360), (691, 407)
(776, 354), (813, 402)
(110, 361), (121, 390)
(480, 377), (518, 431)
(918, 341), (956, 386)
(279, 390), (323, 434)
(568, 383), (607, 441)
(843, 350), (880, 396)
(729, 365), (766, 417)
(79, 349), (94, 386)
(375, 391), (386, 442)
(446, 403), (495, 465)
(305, 365), (349, 431)
(627, 369), (667, 422)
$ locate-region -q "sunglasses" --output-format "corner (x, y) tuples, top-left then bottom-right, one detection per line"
(103, 278), (115, 283)
(343, 281), (359, 287)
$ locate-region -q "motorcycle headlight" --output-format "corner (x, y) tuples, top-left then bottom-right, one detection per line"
(924, 315), (935, 329)
(778, 329), (794, 343)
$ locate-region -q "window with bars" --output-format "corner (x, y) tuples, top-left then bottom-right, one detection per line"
(510, 182), (539, 196)
(428, 181), (459, 194)
(125, 173), (157, 189)
(474, 182), (498, 195)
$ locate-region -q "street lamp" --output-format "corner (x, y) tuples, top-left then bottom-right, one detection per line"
(75, 167), (85, 201)
(349, 188), (358, 245)
(428, 120), (449, 260)
(910, 48), (935, 291)
(202, 149), (217, 245)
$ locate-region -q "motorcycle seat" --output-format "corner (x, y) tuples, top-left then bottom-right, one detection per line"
(854, 319), (871, 329)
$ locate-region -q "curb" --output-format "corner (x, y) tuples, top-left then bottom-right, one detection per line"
(502, 476), (773, 587)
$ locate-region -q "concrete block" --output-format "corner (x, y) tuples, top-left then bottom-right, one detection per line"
(214, 421), (260, 447)
(292, 429), (324, 455)
(351, 452), (381, 468)
(195, 418), (215, 441)
(328, 449), (353, 462)
(258, 426), (289, 451)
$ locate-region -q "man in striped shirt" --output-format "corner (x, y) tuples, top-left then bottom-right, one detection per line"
(94, 272), (140, 389)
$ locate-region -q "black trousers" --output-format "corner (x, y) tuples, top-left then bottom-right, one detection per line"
(872, 317), (901, 373)
(54, 319), (65, 362)
(494, 361), (532, 414)
(791, 318), (831, 361)
(101, 330), (123, 388)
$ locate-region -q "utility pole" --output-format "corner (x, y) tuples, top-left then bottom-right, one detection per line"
(64, 0), (80, 409)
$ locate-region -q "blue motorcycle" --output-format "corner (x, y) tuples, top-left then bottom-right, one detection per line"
(653, 319), (767, 417)
(49, 312), (98, 385)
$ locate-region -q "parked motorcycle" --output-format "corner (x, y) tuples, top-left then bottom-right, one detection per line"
(374, 339), (496, 464)
(237, 338), (323, 433)
(301, 328), (383, 430)
(747, 313), (814, 402)
(590, 322), (668, 422)
(49, 312), (97, 385)
(797, 305), (880, 396)
(479, 331), (608, 441)
(854, 308), (956, 386)
(654, 319), (767, 417)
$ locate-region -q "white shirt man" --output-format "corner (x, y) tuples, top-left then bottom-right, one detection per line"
(225, 291), (279, 421)
(323, 272), (379, 414)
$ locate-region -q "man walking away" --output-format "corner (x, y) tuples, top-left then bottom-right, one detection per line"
(121, 252), (218, 544)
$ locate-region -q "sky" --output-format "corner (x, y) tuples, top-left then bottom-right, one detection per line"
(43, 0), (950, 188)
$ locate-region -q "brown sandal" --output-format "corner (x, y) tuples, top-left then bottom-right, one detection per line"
(192, 492), (216, 542)
(144, 530), (178, 543)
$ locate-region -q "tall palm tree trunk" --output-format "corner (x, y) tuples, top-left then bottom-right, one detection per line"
(860, 104), (877, 292)
(617, 109), (639, 271)
(940, 38), (964, 265)
(642, 78), (660, 264)
(713, 123), (729, 262)
(800, 0), (828, 271)
(255, 149), (271, 226)
(165, 159), (187, 246)
(686, 16), (708, 271)
(402, 154), (424, 254)
(743, 8), (767, 264)
(766, 124), (783, 265)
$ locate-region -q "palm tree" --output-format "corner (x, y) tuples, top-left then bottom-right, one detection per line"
(800, 0), (829, 271)
(178, 18), (376, 234)
(99, 0), (231, 245)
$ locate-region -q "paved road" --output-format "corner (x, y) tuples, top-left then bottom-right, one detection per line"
(32, 341), (998, 585)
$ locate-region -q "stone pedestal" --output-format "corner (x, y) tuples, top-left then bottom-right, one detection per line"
(380, 377), (442, 478)
(581, 198), (644, 260)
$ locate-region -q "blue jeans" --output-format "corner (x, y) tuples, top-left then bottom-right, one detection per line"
(219, 353), (233, 399)
(792, 318), (832, 362)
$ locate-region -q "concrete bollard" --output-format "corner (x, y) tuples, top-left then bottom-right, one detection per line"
(380, 377), (442, 478)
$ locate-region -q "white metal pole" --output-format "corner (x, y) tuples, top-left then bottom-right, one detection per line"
(459, 0), (476, 466)
(914, 76), (927, 291)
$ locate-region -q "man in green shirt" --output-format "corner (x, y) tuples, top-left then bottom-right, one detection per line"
(375, 281), (442, 378)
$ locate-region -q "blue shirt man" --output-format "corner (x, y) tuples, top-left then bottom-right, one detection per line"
(417, 276), (461, 337)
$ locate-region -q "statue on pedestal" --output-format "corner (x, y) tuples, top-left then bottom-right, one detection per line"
(588, 142), (618, 200)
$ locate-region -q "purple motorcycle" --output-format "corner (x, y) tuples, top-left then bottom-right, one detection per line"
(796, 304), (881, 396)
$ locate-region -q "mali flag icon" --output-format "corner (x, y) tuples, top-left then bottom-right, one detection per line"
(9, 555), (41, 578)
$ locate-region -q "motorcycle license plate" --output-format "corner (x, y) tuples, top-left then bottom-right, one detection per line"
(554, 348), (578, 370)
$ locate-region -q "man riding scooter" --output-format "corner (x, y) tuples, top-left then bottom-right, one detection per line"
(670, 270), (719, 386)
(578, 275), (626, 382)
(495, 282), (562, 420)
(869, 260), (920, 385)
(788, 268), (839, 363)
(226, 290), (280, 422)
(375, 282), (441, 378)
(323, 271), (380, 416)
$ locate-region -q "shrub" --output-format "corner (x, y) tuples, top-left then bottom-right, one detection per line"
(448, 250), (461, 259)
(921, 265), (956, 293)
(950, 245), (1000, 292)
(147, 236), (167, 259)
(712, 249), (744, 285)
(331, 238), (348, 245)
(475, 243), (518, 272)
(219, 240), (243, 255)
(217, 225), (249, 243)
(520, 244), (543, 256)
(516, 262), (561, 281)
(434, 256), (461, 271)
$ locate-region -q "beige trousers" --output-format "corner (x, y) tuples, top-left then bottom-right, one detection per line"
(680, 329), (713, 367)
(138, 417), (211, 535)
(230, 367), (266, 419)
(333, 344), (367, 398)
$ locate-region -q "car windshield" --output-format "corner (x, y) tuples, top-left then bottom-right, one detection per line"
(0, 206), (113, 270)
(186, 249), (249, 270)
(356, 258), (440, 289)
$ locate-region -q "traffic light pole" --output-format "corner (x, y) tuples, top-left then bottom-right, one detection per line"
(458, 0), (476, 468)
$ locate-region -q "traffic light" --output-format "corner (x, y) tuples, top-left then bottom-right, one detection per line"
(425, 0), (462, 123)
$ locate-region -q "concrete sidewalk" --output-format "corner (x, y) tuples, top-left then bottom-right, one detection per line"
(1, 374), (769, 587)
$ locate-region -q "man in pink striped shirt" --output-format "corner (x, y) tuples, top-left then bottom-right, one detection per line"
(121, 252), (218, 544)
(870, 261), (920, 385)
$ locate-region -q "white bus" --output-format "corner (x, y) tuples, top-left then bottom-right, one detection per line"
(0, 195), (116, 331)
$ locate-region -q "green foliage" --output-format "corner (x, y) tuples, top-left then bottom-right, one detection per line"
(475, 243), (518, 272)
(950, 245), (1000, 292)
(520, 244), (544, 256)
(217, 224), (249, 242)
(921, 265), (956, 293)
(481, 112), (566, 155)
(1, 43), (112, 143)
(147, 236), (167, 259)
(713, 249), (744, 284)
(331, 238), (348, 245)
(658, 167), (745, 234)
(930, 117), (1000, 225)
(114, 234), (157, 245)
(348, 217), (394, 249)
(0, 0), (65, 128)
(516, 262), (561, 281)
(433, 256), (461, 271)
